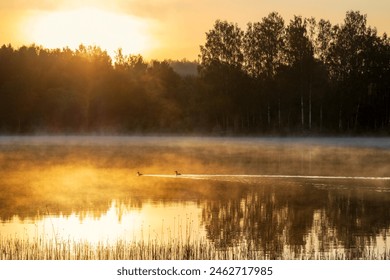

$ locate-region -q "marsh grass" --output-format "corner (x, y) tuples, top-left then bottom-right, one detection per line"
(1, 235), (389, 260)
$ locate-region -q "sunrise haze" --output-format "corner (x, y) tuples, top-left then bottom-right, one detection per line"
(0, 0), (389, 60)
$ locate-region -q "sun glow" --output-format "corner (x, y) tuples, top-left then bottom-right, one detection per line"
(26, 7), (156, 57)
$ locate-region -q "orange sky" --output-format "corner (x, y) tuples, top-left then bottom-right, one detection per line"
(1, 0), (389, 60)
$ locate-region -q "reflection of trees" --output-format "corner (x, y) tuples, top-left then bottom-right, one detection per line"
(202, 196), (244, 248)
(201, 181), (323, 258)
(323, 185), (390, 257)
(201, 180), (390, 259)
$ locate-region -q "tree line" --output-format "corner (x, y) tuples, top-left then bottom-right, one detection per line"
(199, 11), (390, 134)
(0, 11), (389, 134)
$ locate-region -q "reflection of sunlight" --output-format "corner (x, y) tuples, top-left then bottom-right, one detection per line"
(305, 210), (390, 258)
(1, 201), (204, 245)
(376, 233), (390, 256)
(59, 168), (94, 188)
(305, 210), (342, 258)
(45, 201), (145, 243)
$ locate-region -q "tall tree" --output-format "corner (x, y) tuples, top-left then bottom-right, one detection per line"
(243, 12), (285, 129)
(243, 12), (285, 79)
(199, 20), (248, 132)
(199, 20), (244, 69)
(327, 11), (386, 130)
(285, 16), (315, 130)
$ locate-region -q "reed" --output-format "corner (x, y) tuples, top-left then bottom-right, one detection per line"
(1, 235), (389, 260)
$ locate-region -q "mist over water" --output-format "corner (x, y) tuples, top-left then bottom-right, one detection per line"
(0, 136), (389, 259)
(146, 174), (390, 181)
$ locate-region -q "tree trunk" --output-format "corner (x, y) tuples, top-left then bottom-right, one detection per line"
(309, 84), (312, 130)
(267, 103), (271, 127)
(338, 107), (343, 131)
(320, 104), (323, 132)
(354, 103), (360, 130)
(278, 97), (281, 129)
(301, 94), (304, 130)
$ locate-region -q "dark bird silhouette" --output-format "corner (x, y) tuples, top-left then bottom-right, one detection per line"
(137, 171), (143, 176)
(175, 170), (181, 176)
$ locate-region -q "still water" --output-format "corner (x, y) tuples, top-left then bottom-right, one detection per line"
(0, 136), (389, 259)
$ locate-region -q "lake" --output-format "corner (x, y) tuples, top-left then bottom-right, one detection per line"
(0, 136), (389, 259)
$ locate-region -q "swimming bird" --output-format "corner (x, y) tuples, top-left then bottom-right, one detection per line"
(175, 171), (181, 176)
(137, 171), (143, 176)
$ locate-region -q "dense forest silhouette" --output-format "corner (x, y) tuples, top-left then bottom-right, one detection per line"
(0, 11), (389, 134)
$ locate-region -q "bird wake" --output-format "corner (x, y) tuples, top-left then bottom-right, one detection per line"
(141, 173), (390, 181)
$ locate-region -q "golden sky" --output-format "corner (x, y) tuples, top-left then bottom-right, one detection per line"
(1, 0), (389, 60)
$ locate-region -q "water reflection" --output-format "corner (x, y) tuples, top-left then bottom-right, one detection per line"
(1, 200), (204, 245)
(0, 136), (389, 259)
(199, 178), (390, 258)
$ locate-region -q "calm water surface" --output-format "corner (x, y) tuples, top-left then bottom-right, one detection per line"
(0, 136), (389, 259)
